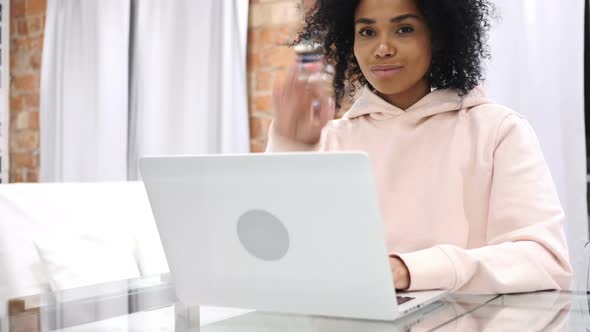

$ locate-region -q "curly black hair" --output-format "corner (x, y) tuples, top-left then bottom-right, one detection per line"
(295, 0), (496, 109)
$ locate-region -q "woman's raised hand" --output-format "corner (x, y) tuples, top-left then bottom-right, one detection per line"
(271, 61), (335, 145)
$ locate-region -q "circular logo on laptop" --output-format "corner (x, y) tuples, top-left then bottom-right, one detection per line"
(237, 210), (290, 261)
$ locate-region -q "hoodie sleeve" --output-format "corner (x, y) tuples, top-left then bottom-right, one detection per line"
(397, 114), (572, 293)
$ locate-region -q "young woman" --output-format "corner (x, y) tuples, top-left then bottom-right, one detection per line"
(266, 0), (572, 293)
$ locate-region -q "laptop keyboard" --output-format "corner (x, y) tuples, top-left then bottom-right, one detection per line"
(396, 295), (415, 305)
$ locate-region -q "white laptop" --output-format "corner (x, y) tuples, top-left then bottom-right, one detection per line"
(139, 152), (449, 321)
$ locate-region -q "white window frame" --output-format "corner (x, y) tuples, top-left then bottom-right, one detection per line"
(0, 0), (9, 183)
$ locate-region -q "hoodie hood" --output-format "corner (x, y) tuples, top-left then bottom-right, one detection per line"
(342, 85), (492, 121)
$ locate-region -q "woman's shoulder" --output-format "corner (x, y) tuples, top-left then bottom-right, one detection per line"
(464, 101), (528, 131)
(468, 101), (520, 116)
(463, 101), (541, 155)
(457, 85), (523, 124)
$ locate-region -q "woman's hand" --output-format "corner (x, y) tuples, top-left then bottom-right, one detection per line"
(390, 256), (410, 290)
(271, 61), (335, 145)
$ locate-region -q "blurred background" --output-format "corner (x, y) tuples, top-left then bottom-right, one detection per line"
(0, 0), (587, 296)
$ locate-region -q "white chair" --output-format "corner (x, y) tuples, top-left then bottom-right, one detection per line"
(0, 182), (169, 304)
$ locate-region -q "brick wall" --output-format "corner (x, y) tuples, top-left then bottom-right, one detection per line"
(9, 0), (45, 182)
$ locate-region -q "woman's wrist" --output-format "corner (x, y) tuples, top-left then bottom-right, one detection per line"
(389, 256), (411, 290)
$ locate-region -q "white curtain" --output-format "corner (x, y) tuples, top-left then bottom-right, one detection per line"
(41, 0), (250, 181)
(40, 0), (131, 182)
(127, 0), (250, 179)
(485, 0), (587, 291)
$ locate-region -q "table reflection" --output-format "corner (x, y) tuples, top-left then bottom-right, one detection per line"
(197, 292), (572, 332)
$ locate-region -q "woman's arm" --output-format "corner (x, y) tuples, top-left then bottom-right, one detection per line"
(397, 114), (573, 293)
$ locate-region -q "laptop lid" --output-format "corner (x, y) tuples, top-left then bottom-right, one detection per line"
(139, 152), (402, 320)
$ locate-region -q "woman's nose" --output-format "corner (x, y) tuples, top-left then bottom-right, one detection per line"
(374, 40), (395, 58)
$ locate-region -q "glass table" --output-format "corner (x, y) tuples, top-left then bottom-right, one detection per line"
(2, 274), (588, 331)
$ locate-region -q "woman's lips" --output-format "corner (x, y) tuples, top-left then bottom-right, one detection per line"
(370, 66), (403, 79)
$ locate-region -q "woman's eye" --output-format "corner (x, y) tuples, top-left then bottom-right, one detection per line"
(397, 26), (415, 34)
(359, 28), (375, 37)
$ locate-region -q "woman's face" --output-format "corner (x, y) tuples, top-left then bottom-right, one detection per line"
(353, 0), (432, 104)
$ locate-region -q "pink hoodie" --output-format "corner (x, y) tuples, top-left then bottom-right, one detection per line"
(266, 86), (572, 294)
